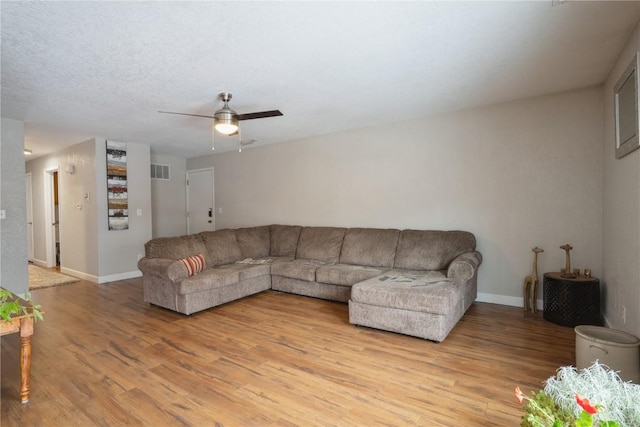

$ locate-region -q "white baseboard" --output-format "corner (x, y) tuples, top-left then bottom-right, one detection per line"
(476, 292), (543, 310)
(601, 313), (612, 328)
(60, 267), (99, 283)
(59, 267), (142, 284)
(30, 258), (49, 268)
(98, 270), (142, 284)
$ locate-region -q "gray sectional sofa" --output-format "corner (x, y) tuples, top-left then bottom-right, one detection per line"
(138, 225), (482, 342)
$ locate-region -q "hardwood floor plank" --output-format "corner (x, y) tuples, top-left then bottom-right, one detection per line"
(1, 278), (576, 426)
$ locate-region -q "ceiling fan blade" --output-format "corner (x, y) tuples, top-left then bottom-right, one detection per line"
(158, 111), (216, 119)
(236, 110), (283, 121)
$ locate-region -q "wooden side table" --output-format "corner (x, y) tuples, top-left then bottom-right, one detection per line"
(543, 272), (602, 327)
(0, 296), (38, 403)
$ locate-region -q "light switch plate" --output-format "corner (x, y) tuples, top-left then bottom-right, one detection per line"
(0, 210), (5, 219)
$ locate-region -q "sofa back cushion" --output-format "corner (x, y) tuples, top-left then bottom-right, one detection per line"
(296, 227), (346, 263)
(394, 230), (476, 271)
(270, 225), (302, 257)
(199, 229), (242, 266)
(236, 226), (270, 259)
(145, 235), (208, 261)
(339, 228), (400, 268)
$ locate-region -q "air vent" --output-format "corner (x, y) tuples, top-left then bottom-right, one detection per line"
(150, 164), (170, 180)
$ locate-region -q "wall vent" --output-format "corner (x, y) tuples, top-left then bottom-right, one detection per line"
(151, 164), (170, 180)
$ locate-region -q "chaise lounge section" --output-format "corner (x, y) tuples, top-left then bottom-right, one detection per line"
(138, 225), (482, 342)
(348, 230), (481, 342)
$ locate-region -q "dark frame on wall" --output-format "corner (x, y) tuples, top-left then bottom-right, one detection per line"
(614, 52), (640, 159)
(106, 141), (129, 230)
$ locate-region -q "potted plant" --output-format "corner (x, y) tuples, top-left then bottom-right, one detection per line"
(516, 362), (640, 427)
(0, 288), (43, 322)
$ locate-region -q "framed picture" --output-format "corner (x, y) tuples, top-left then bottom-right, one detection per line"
(614, 52), (639, 159)
(106, 141), (129, 230)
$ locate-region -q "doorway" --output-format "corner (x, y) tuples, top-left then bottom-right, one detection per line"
(44, 167), (60, 268)
(186, 168), (215, 234)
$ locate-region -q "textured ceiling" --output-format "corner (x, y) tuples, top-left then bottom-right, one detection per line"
(2, 1), (640, 159)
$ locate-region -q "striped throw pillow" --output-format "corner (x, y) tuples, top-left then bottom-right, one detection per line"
(179, 253), (206, 277)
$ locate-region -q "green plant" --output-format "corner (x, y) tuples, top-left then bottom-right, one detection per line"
(546, 363), (640, 426)
(516, 387), (575, 426)
(516, 362), (640, 427)
(516, 388), (619, 427)
(0, 288), (43, 322)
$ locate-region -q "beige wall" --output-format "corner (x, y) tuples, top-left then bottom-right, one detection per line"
(602, 21), (640, 336)
(0, 118), (28, 295)
(26, 139), (100, 276)
(150, 153), (187, 238)
(96, 139), (152, 281)
(26, 138), (152, 283)
(188, 87), (604, 307)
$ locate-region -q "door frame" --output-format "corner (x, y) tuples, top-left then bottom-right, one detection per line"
(25, 172), (34, 261)
(186, 167), (215, 234)
(43, 166), (59, 268)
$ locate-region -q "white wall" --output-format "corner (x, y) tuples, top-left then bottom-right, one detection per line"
(188, 87), (604, 306)
(602, 21), (640, 336)
(96, 140), (152, 281)
(150, 153), (187, 238)
(0, 118), (28, 295)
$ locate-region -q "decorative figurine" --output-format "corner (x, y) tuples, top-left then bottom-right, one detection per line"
(523, 247), (543, 313)
(560, 244), (576, 278)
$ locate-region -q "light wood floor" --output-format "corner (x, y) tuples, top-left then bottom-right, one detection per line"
(1, 278), (575, 426)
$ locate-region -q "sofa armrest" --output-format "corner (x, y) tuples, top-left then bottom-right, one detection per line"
(137, 257), (189, 282)
(447, 251), (483, 285)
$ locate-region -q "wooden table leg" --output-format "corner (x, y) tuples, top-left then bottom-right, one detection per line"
(19, 317), (34, 404)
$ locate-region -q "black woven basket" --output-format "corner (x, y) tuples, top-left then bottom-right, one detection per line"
(543, 274), (602, 327)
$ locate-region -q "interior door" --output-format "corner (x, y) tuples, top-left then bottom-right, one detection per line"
(186, 168), (215, 234)
(25, 173), (34, 261)
(44, 167), (58, 268)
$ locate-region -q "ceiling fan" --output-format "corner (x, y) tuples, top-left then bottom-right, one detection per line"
(159, 92), (282, 151)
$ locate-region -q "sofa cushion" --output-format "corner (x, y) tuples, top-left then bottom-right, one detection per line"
(350, 270), (457, 315)
(178, 268), (240, 295)
(145, 234), (208, 260)
(270, 225), (302, 257)
(394, 230), (476, 271)
(270, 259), (326, 281)
(316, 264), (388, 286)
(236, 226), (270, 259)
(216, 263), (271, 281)
(179, 253), (206, 277)
(339, 228), (400, 268)
(296, 227), (346, 263)
(199, 229), (242, 266)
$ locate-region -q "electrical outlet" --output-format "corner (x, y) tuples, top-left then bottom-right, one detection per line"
(622, 306), (627, 324)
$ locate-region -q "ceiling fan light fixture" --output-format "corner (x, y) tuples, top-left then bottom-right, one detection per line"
(213, 96), (239, 135)
(214, 118), (239, 135)
(159, 91), (282, 149)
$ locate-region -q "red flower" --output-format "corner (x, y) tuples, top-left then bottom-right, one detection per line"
(515, 386), (525, 404)
(575, 394), (597, 414)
